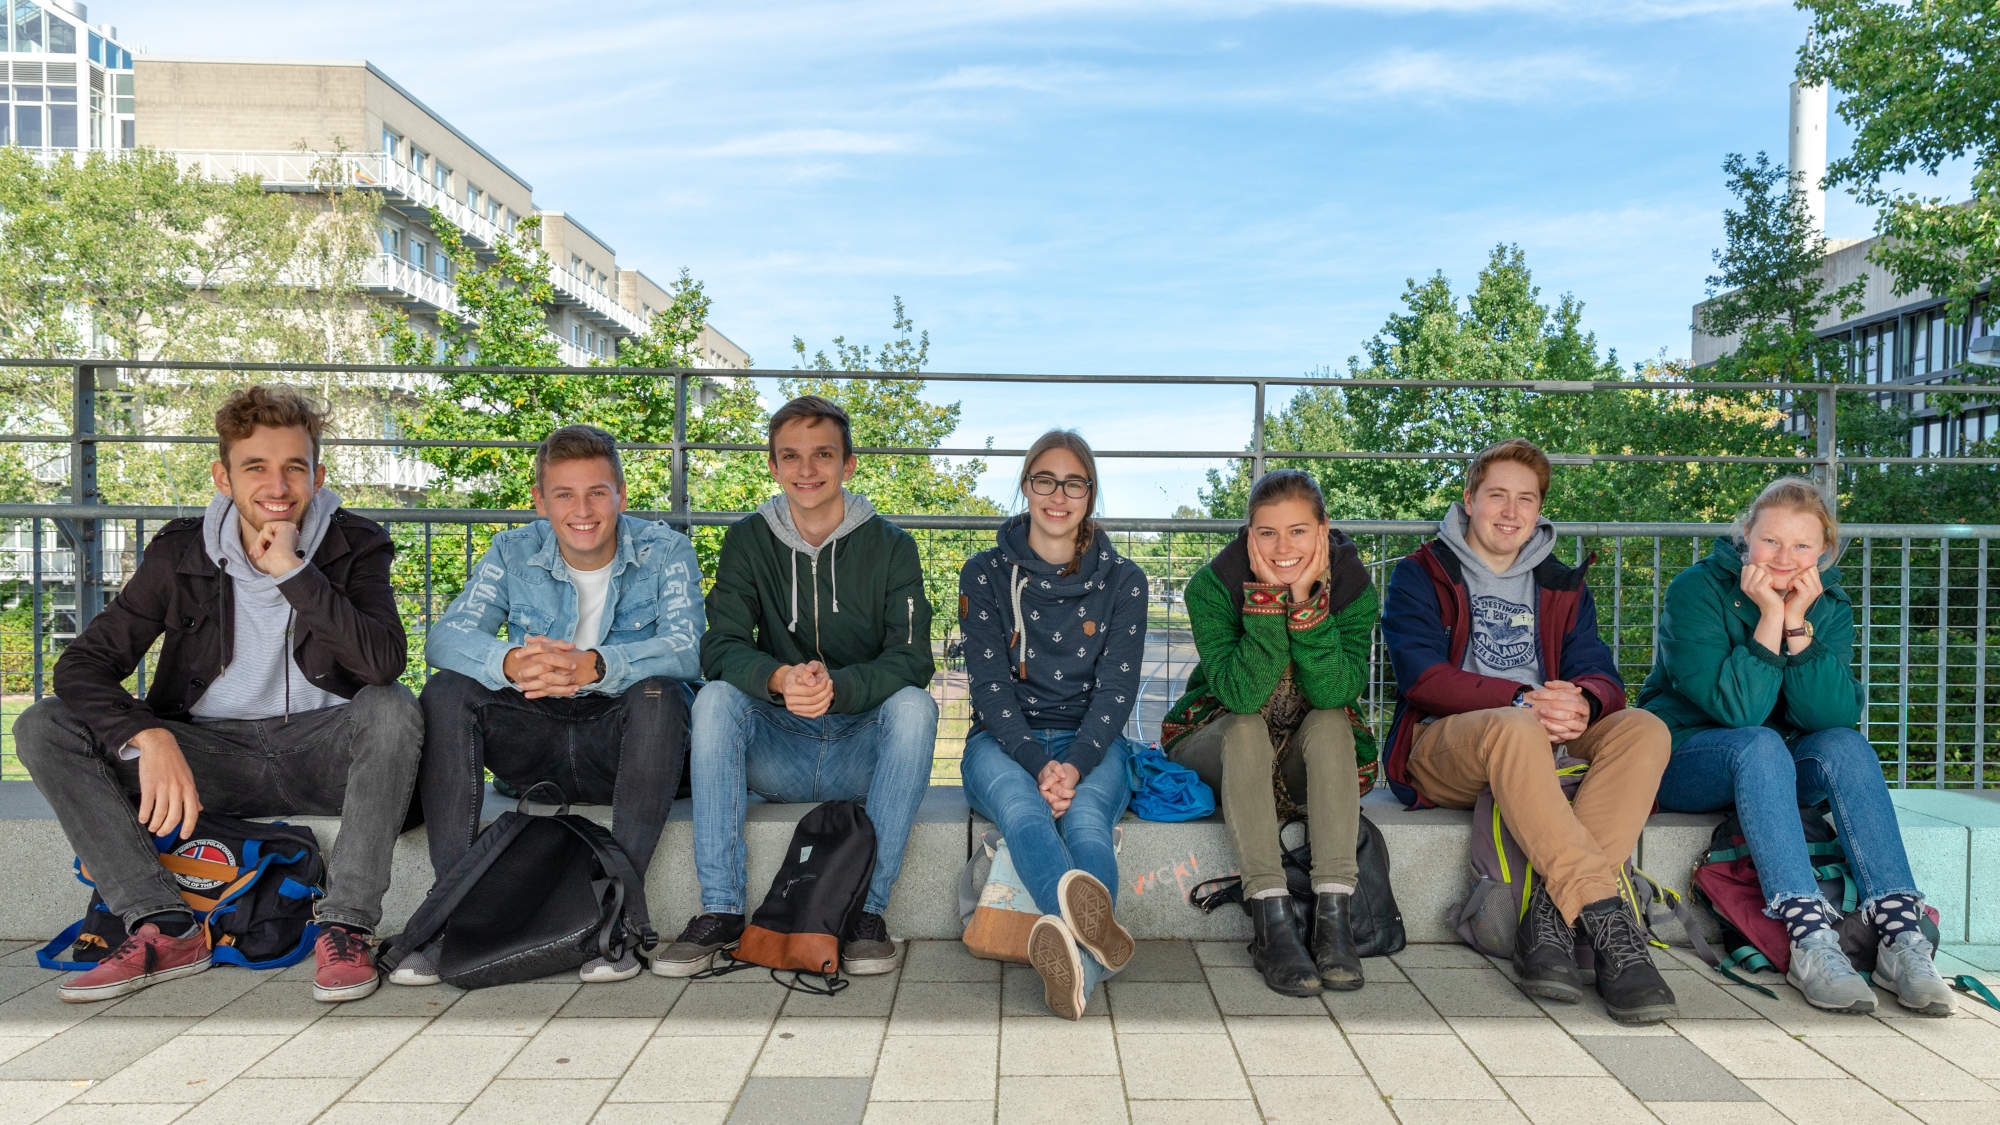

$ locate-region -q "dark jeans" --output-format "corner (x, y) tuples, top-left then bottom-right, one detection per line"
(418, 669), (690, 880)
(14, 684), (423, 933)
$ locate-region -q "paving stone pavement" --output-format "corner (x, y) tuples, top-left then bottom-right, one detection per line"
(1, 938), (1998, 1123)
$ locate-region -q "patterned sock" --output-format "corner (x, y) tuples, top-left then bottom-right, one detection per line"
(1775, 897), (1834, 945)
(1867, 894), (1923, 942)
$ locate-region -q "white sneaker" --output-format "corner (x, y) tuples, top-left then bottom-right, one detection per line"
(579, 951), (642, 983)
(1874, 931), (1954, 1017)
(1786, 929), (1874, 1014)
(387, 945), (441, 987)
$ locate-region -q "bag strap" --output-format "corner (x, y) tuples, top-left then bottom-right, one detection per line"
(377, 810), (533, 970)
(552, 813), (659, 957)
(956, 829), (1004, 929)
(1950, 974), (2000, 1012)
(1188, 875), (1246, 914)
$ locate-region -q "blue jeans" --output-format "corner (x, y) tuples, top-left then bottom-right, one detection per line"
(691, 680), (938, 916)
(1657, 725), (1920, 916)
(961, 728), (1135, 999)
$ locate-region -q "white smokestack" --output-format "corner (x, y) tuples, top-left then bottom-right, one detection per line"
(1789, 77), (1828, 235)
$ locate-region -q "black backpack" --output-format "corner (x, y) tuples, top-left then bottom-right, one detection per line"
(380, 785), (656, 990)
(39, 812), (325, 971)
(701, 799), (877, 994)
(1187, 813), (1407, 957)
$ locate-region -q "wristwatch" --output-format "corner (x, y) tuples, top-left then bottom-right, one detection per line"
(1783, 621), (1815, 640)
(592, 650), (606, 680)
(1511, 686), (1534, 708)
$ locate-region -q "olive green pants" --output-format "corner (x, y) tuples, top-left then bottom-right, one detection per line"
(1168, 710), (1360, 898)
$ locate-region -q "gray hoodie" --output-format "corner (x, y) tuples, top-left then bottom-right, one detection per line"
(754, 490), (880, 633)
(190, 487), (344, 721)
(1438, 500), (1556, 688)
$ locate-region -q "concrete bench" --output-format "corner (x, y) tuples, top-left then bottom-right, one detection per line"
(2, 780), (1993, 946)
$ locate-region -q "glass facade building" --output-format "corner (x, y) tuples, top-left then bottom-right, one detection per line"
(0, 2), (134, 155)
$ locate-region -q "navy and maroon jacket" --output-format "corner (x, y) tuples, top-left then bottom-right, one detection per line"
(1380, 539), (1626, 807)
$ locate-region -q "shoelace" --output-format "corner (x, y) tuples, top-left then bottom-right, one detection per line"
(1793, 938), (1854, 981)
(1583, 909), (1651, 972)
(681, 914), (735, 945)
(320, 926), (369, 966)
(1527, 895), (1574, 953)
(850, 913), (888, 942)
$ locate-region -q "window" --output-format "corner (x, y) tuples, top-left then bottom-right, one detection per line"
(487, 199), (500, 223)
(13, 105), (40, 148)
(380, 225), (401, 256)
(570, 255), (583, 277)
(409, 240), (427, 273)
(407, 145), (427, 177)
(89, 31), (102, 64)
(112, 72), (131, 115)
(48, 84), (73, 103)
(432, 162), (451, 192)
(48, 103), (73, 148)
(465, 184), (480, 212)
(438, 254), (455, 283)
(14, 3), (41, 53)
(1931, 312), (1948, 372)
(382, 127), (401, 160)
(571, 324), (582, 345)
(1911, 313), (1931, 377)
(47, 13), (73, 53)
(119, 119), (132, 148)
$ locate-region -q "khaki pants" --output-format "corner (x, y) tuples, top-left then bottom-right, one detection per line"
(1170, 710), (1360, 898)
(1409, 706), (1669, 922)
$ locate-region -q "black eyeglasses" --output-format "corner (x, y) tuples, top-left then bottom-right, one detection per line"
(1027, 474), (1092, 499)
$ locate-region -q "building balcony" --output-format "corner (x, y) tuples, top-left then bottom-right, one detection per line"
(549, 263), (649, 336)
(163, 149), (509, 252)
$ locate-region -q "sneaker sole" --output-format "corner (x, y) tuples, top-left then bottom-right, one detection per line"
(1058, 871), (1133, 972)
(387, 969), (442, 987)
(1788, 975), (1877, 1015)
(1894, 996), (1954, 1017)
(651, 946), (733, 978)
(1518, 977), (1585, 1004)
(1603, 1000), (1677, 1025)
(580, 961), (644, 984)
(59, 956), (211, 1003)
(1028, 917), (1086, 1020)
(842, 946), (900, 976)
(313, 974), (381, 1004)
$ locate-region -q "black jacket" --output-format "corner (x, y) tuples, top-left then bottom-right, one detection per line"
(53, 508), (407, 749)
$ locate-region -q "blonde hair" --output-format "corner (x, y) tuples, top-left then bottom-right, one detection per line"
(1734, 476), (1840, 565)
(1019, 429), (1099, 577)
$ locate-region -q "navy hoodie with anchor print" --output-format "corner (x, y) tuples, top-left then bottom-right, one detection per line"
(957, 513), (1150, 776)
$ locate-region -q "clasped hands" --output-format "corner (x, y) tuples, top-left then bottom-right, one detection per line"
(1037, 759), (1081, 817)
(1520, 680), (1591, 744)
(505, 636), (602, 699)
(1738, 561), (1823, 631)
(768, 660), (835, 718)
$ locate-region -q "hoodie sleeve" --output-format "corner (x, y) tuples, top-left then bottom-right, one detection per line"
(1186, 565), (1289, 714)
(959, 555), (1046, 773)
(1063, 560), (1149, 776)
(592, 530), (705, 694)
(1657, 568), (1785, 731)
(1289, 582), (1377, 712)
(701, 520), (788, 703)
(426, 542), (518, 691)
(828, 528), (936, 714)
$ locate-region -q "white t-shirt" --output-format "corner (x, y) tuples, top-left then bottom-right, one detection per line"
(569, 560), (614, 650)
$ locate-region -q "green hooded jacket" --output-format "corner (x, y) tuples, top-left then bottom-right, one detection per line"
(1638, 536), (1864, 750)
(700, 491), (935, 714)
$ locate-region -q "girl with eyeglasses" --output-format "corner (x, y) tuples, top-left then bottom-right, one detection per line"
(957, 429), (1149, 1018)
(1163, 469), (1376, 996)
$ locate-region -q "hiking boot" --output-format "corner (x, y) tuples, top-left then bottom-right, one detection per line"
(652, 912), (744, 978)
(1310, 892), (1364, 992)
(387, 944), (440, 987)
(313, 924), (380, 1003)
(1786, 928), (1875, 1014)
(1873, 930), (1953, 1017)
(579, 951), (643, 983)
(1058, 870), (1133, 972)
(57, 922), (211, 1003)
(1513, 883), (1584, 1004)
(1028, 915), (1087, 1020)
(842, 911), (899, 975)
(1249, 894), (1321, 997)
(1577, 897), (1675, 1024)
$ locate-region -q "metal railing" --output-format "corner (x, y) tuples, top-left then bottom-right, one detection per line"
(0, 359), (1993, 788)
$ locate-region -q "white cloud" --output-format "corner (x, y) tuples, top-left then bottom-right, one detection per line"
(1331, 47), (1629, 103)
(927, 62), (1114, 94)
(693, 129), (920, 159)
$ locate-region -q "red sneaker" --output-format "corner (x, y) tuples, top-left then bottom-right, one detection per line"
(312, 924), (380, 1003)
(58, 922), (211, 1003)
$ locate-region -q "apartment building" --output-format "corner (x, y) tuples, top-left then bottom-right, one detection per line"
(0, 1), (134, 156)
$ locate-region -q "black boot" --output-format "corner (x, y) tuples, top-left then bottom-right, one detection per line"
(1513, 883), (1584, 1003)
(1577, 896), (1677, 1025)
(1311, 893), (1364, 991)
(1249, 895), (1321, 997)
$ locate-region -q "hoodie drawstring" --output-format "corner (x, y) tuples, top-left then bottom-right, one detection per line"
(829, 538), (839, 613)
(1007, 564), (1030, 680)
(787, 548), (801, 632)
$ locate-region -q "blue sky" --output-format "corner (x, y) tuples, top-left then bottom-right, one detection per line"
(115, 1), (1971, 517)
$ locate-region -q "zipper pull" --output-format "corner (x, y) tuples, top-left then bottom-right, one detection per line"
(907, 596), (914, 645)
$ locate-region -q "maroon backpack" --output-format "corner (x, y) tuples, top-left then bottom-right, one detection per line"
(1689, 806), (1939, 985)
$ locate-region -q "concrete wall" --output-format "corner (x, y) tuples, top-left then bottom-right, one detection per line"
(361, 66), (530, 220)
(134, 59), (368, 151)
(1691, 234), (1942, 366)
(538, 212), (618, 283)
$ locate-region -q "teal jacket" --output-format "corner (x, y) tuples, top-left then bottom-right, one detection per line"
(1639, 537), (1863, 749)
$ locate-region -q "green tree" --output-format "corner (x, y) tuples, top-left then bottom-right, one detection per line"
(1797, 0), (2000, 322)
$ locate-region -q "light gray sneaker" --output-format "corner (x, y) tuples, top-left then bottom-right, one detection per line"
(579, 951), (642, 983)
(387, 945), (441, 987)
(1786, 929), (1875, 1014)
(1873, 930), (1954, 1017)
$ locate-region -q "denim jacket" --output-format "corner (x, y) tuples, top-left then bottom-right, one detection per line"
(426, 514), (704, 696)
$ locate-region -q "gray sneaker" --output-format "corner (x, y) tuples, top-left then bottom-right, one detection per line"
(842, 911), (900, 976)
(387, 945), (440, 987)
(1873, 930), (1954, 1017)
(579, 951), (642, 983)
(652, 912), (744, 978)
(1786, 929), (1875, 1014)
